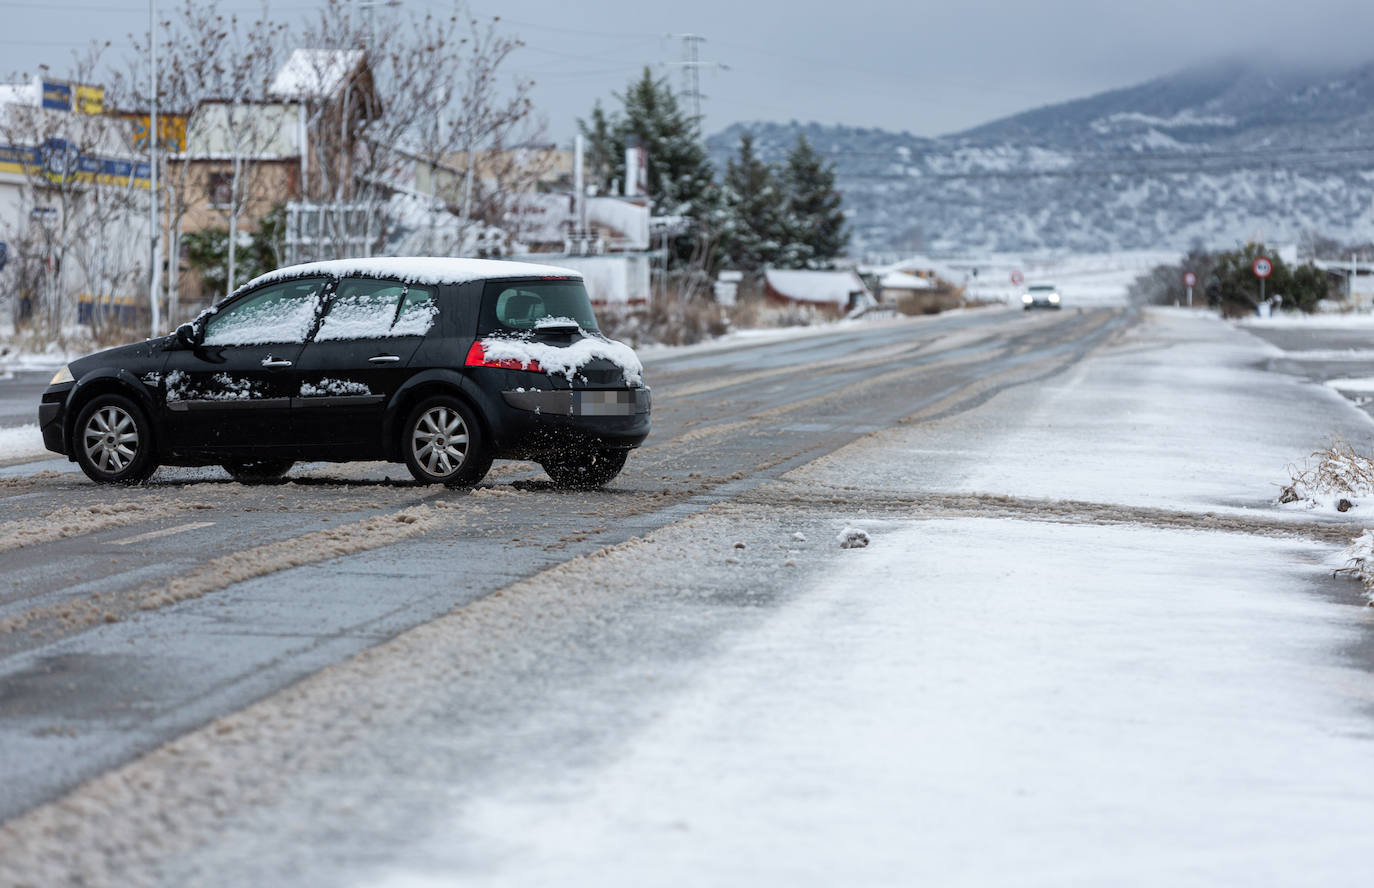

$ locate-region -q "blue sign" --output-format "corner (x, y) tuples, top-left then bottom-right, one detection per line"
(41, 80), (71, 112)
(0, 242), (7, 272)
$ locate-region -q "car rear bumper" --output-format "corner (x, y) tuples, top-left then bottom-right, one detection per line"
(490, 386), (650, 456)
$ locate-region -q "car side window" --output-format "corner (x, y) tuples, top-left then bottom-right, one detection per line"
(392, 284), (438, 336)
(202, 277), (327, 346)
(314, 278), (438, 341)
(315, 278), (407, 341)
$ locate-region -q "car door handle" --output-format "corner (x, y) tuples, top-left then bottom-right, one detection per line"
(261, 358), (293, 368)
(368, 355), (401, 364)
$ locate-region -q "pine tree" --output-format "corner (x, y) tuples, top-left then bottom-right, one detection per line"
(781, 134), (848, 267)
(577, 68), (720, 265)
(578, 68), (716, 218)
(722, 132), (788, 273)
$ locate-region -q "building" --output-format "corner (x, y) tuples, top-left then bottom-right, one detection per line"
(762, 268), (874, 316)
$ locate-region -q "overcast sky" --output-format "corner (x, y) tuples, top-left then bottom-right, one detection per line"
(5, 0), (1374, 143)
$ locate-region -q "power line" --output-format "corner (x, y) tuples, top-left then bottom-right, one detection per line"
(664, 33), (726, 123)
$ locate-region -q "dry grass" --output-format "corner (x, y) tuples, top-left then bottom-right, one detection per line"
(1279, 436), (1374, 507)
(1338, 530), (1374, 604)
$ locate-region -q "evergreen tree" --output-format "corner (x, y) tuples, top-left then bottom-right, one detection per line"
(722, 132), (789, 273)
(577, 68), (716, 218)
(781, 134), (848, 267)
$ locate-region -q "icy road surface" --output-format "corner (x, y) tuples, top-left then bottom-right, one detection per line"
(2, 307), (1374, 885)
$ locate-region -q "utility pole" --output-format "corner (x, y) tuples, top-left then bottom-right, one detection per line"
(148, 0), (160, 336)
(665, 34), (728, 126)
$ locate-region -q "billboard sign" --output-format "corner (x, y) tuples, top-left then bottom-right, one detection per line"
(41, 80), (71, 111)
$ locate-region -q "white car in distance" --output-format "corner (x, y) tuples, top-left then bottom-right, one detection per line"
(1021, 284), (1062, 311)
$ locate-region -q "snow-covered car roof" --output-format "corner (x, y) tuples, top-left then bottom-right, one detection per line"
(237, 257), (584, 296)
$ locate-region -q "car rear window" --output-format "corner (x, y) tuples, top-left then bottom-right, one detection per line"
(478, 279), (599, 335)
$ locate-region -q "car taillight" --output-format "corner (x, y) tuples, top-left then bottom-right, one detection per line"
(465, 341), (544, 373)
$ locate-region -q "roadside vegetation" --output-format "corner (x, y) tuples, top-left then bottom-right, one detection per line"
(1130, 241), (1332, 316)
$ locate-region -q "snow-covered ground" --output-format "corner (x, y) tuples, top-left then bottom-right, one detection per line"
(0, 423), (46, 464)
(407, 521), (1370, 888)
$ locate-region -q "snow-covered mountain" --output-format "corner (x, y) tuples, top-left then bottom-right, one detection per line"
(708, 59), (1374, 256)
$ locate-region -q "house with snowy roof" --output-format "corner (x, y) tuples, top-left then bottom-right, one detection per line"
(762, 268), (874, 316)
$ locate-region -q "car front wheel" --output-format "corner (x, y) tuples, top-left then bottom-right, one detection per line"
(74, 393), (158, 484)
(402, 396), (492, 487)
(540, 447), (628, 489)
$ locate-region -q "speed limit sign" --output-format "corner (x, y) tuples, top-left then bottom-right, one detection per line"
(1182, 271), (1197, 287)
(1010, 270), (1024, 286)
(1253, 257), (1273, 279)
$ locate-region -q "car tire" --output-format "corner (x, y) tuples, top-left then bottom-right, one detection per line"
(402, 395), (492, 487)
(540, 447), (628, 489)
(73, 393), (159, 484)
(222, 458), (294, 483)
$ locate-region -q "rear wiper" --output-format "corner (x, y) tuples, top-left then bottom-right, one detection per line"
(534, 318), (581, 337)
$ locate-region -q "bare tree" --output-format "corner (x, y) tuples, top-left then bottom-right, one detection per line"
(294, 1), (540, 258)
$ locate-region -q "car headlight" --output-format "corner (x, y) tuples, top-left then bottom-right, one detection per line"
(1021, 294), (1032, 303)
(49, 365), (74, 385)
(1048, 293), (1060, 303)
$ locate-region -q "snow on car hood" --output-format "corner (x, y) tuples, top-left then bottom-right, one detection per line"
(480, 333), (644, 387)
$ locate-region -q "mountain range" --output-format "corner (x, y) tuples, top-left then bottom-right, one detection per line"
(706, 59), (1374, 257)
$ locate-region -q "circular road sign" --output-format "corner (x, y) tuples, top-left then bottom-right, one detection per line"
(1182, 271), (1197, 288)
(1010, 270), (1024, 286)
(1253, 257), (1273, 279)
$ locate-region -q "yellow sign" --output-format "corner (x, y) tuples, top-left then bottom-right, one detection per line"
(74, 84), (103, 115)
(122, 113), (187, 153)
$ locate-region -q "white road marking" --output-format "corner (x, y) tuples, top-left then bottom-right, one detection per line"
(107, 521), (216, 546)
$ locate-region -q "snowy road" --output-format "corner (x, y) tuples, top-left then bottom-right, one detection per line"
(3, 307), (1374, 885)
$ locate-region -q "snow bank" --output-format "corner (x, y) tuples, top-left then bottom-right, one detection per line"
(0, 424), (47, 463)
(480, 334), (644, 386)
(1279, 436), (1374, 513)
(426, 518), (1374, 886)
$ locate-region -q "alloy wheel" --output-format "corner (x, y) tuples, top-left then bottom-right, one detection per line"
(83, 405), (139, 474)
(411, 405), (469, 477)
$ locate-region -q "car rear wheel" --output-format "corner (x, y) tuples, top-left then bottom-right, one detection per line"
(74, 394), (158, 484)
(402, 396), (491, 487)
(540, 447), (628, 489)
(222, 458), (294, 483)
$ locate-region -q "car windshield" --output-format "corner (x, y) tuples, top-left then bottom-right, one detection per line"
(1028, 285), (1056, 293)
(478, 279), (600, 336)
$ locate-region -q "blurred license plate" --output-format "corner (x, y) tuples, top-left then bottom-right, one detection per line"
(577, 390), (636, 416)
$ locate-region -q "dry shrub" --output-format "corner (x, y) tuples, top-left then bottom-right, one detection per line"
(1280, 436), (1374, 505)
(1338, 530), (1374, 604)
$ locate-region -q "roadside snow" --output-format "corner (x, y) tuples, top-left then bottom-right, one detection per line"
(0, 424), (46, 463)
(379, 519), (1374, 887)
(1325, 376), (1374, 393)
(789, 307), (1374, 515)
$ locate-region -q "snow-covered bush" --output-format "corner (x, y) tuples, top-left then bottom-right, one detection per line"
(1280, 436), (1374, 512)
(1339, 530), (1374, 605)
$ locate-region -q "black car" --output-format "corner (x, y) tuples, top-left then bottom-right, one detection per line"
(38, 257), (651, 488)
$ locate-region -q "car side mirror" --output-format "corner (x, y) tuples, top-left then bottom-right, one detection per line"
(175, 322), (202, 349)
